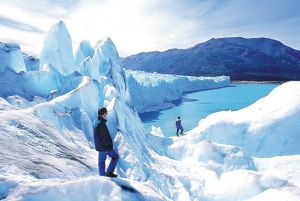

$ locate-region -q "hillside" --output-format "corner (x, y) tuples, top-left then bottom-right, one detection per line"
(122, 37), (300, 81)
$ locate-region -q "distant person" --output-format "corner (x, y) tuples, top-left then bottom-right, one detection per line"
(175, 116), (184, 137)
(93, 107), (119, 177)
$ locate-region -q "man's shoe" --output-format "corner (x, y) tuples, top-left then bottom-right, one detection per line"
(105, 172), (118, 178)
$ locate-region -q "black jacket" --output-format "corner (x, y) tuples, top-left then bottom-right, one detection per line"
(94, 117), (113, 151)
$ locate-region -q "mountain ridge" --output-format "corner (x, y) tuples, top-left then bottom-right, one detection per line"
(122, 37), (300, 81)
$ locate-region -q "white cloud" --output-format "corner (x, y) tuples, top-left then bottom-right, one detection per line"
(0, 0), (299, 57)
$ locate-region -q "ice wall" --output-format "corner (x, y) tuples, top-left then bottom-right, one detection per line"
(180, 75), (230, 92)
(126, 70), (230, 112)
(0, 64), (63, 101)
(0, 42), (26, 73)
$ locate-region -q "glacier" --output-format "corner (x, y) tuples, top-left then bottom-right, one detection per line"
(126, 70), (230, 112)
(0, 21), (300, 201)
(39, 21), (77, 76)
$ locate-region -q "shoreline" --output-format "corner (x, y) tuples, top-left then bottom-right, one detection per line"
(231, 80), (285, 84)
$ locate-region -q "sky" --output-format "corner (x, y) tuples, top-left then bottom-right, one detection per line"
(1, 25), (300, 200)
(1, 0), (300, 57)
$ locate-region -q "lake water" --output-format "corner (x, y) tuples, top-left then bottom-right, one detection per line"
(139, 83), (280, 137)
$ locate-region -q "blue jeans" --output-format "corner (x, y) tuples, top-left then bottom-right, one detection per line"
(98, 149), (119, 176)
(176, 127), (183, 136)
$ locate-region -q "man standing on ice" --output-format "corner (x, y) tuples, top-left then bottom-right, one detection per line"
(93, 107), (119, 177)
(175, 116), (184, 137)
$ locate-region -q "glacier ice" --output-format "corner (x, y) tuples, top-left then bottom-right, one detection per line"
(0, 42), (26, 73)
(1, 20), (299, 200)
(39, 21), (77, 76)
(126, 70), (230, 112)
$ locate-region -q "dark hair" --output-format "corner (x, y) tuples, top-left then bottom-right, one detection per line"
(178, 116), (180, 119)
(98, 107), (107, 116)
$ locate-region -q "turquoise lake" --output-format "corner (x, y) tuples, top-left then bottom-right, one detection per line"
(139, 83), (280, 137)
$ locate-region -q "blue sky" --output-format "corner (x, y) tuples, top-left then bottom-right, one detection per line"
(0, 0), (299, 57)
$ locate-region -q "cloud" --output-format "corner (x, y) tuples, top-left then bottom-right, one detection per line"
(0, 16), (44, 33)
(0, 0), (299, 57)
(1, 0), (83, 18)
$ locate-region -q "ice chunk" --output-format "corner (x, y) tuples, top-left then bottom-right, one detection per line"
(0, 42), (26, 73)
(39, 21), (77, 75)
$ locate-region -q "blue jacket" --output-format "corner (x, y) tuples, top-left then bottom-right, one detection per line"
(176, 119), (183, 129)
(93, 117), (113, 151)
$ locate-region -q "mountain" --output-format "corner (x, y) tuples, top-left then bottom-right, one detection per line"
(121, 37), (300, 81)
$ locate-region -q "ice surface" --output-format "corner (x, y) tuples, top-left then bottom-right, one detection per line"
(0, 21), (299, 200)
(74, 40), (94, 66)
(0, 42), (26, 73)
(39, 21), (77, 76)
